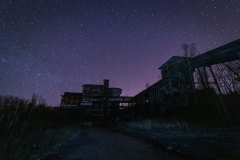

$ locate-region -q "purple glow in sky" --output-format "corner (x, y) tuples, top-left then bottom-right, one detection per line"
(0, 0), (239, 106)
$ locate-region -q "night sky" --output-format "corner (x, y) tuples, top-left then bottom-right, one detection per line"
(1, 0), (239, 106)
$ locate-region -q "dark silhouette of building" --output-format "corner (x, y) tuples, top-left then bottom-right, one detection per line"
(60, 39), (240, 116)
(130, 39), (240, 114)
(60, 92), (82, 108)
(60, 79), (132, 118)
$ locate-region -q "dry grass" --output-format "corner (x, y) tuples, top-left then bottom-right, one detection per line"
(125, 119), (191, 131)
(0, 113), (82, 160)
(0, 95), (84, 160)
(29, 126), (81, 160)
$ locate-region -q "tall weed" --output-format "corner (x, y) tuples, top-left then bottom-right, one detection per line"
(0, 94), (81, 159)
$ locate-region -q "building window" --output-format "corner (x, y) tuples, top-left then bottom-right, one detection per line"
(162, 68), (167, 74)
(168, 62), (174, 71)
(171, 81), (179, 88)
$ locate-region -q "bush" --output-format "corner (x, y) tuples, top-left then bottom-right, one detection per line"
(0, 94), (82, 159)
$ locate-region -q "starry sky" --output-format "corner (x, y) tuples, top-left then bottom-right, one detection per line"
(0, 0), (239, 106)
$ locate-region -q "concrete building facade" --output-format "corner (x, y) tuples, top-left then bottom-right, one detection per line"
(60, 79), (132, 118)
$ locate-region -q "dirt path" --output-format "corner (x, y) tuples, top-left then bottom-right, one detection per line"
(43, 127), (185, 160)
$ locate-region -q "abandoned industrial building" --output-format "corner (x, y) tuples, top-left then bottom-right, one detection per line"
(130, 39), (240, 114)
(60, 39), (240, 117)
(60, 79), (132, 118)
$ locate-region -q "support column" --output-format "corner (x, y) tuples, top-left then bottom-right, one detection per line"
(209, 66), (222, 95)
(103, 79), (109, 119)
(66, 97), (68, 107)
(203, 67), (210, 88)
(209, 65), (231, 120)
(197, 67), (207, 89)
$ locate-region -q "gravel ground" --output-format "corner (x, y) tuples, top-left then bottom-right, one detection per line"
(43, 127), (185, 160)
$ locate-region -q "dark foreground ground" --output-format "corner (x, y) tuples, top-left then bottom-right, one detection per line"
(43, 127), (185, 160)
(110, 126), (240, 160)
(41, 125), (240, 160)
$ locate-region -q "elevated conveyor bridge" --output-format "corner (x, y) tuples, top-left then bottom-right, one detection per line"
(191, 39), (240, 68)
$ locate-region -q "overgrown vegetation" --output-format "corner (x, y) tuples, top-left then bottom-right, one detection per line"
(167, 44), (240, 128)
(0, 94), (85, 160)
(160, 61), (240, 128)
(128, 56), (240, 129)
(125, 119), (190, 131)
